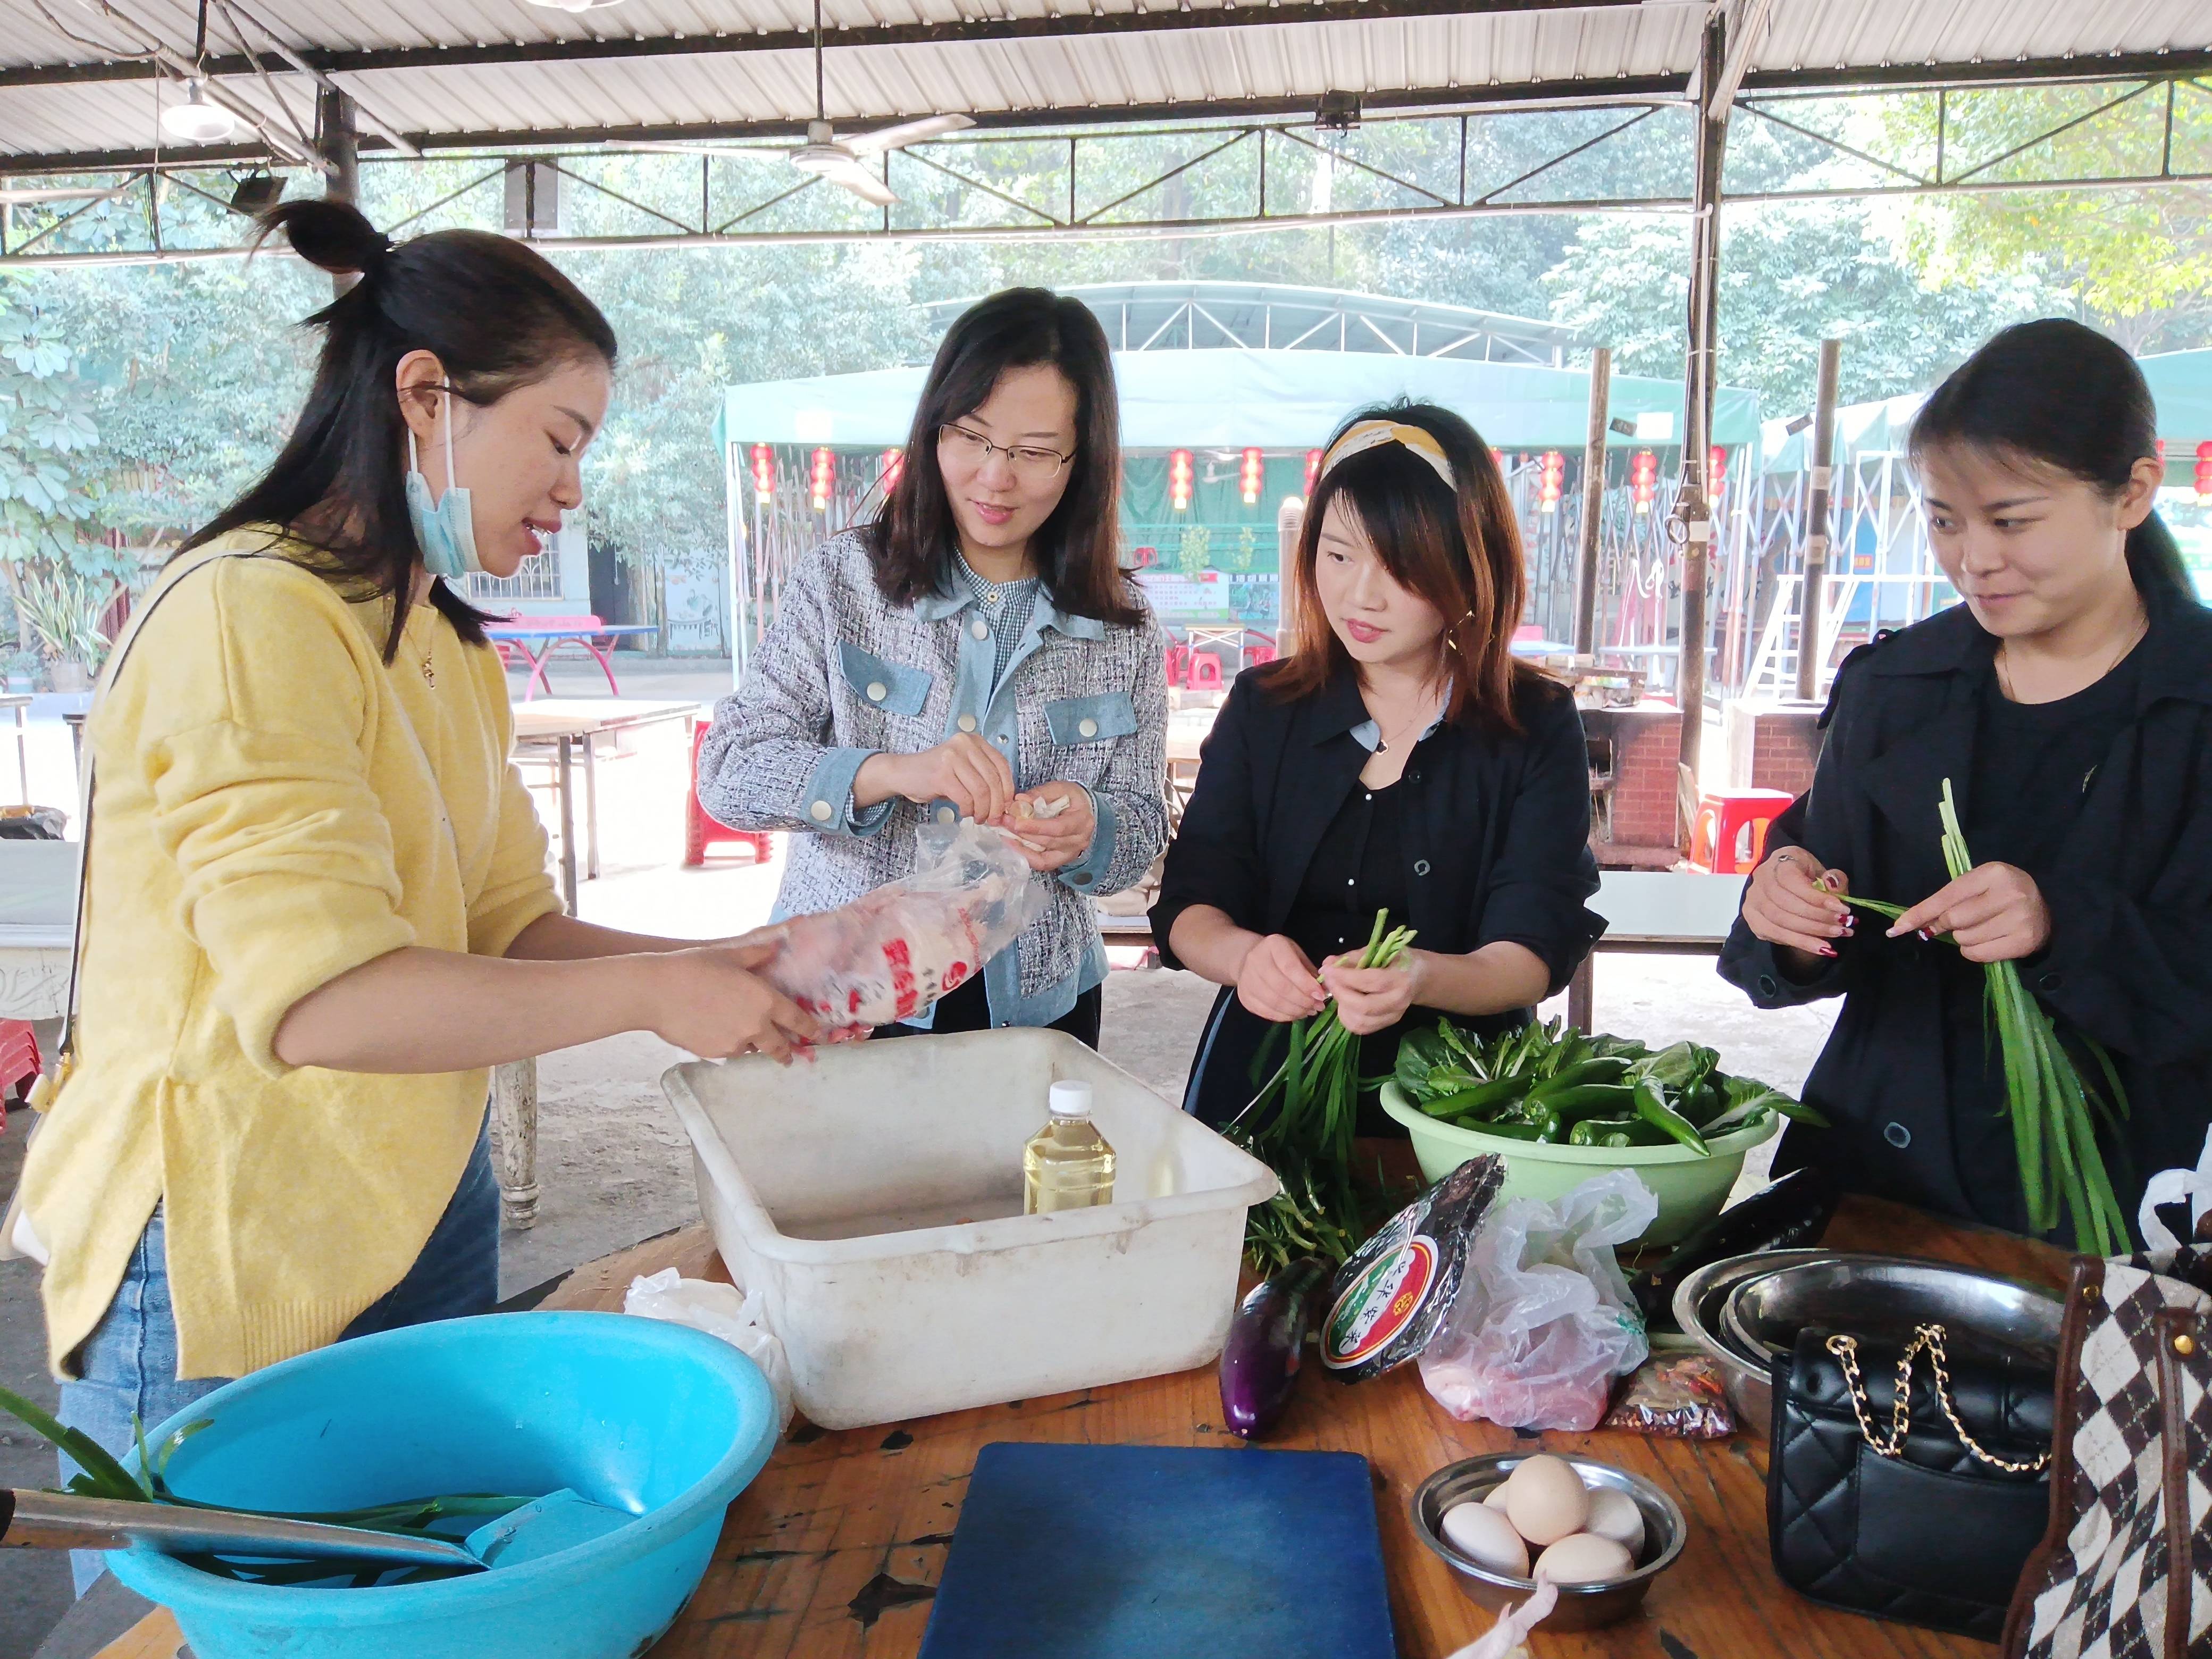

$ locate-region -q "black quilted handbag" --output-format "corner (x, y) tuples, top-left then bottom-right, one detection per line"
(1769, 1322), (2056, 1641)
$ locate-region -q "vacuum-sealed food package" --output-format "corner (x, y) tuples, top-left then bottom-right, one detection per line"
(756, 819), (1045, 1034)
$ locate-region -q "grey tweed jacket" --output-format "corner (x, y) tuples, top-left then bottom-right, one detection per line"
(698, 530), (1169, 1027)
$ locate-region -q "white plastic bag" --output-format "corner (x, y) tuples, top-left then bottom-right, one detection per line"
(1417, 1169), (1656, 1432)
(624, 1268), (795, 1430)
(752, 819), (1045, 1035)
(2138, 1125), (2212, 1251)
(1442, 1579), (1559, 1659)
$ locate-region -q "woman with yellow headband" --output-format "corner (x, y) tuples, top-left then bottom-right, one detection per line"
(1152, 403), (1605, 1129)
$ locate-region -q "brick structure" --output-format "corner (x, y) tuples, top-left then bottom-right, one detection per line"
(1583, 703), (1684, 868)
(1722, 699), (1825, 801)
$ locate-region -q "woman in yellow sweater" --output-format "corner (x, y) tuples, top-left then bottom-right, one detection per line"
(6, 202), (815, 1587)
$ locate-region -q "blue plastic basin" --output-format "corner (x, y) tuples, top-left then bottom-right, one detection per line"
(109, 1311), (777, 1659)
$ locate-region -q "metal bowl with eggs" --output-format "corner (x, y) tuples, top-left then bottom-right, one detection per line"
(1409, 1453), (1687, 1631)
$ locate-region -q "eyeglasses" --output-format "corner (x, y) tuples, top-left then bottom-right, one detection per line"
(937, 423), (1075, 483)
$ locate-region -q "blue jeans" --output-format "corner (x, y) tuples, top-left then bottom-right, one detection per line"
(56, 1118), (499, 1594)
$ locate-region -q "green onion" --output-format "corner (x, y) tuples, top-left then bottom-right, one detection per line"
(1851, 782), (2129, 1255)
(1229, 908), (1415, 1268)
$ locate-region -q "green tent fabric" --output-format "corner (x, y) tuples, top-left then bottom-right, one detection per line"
(716, 348), (1762, 454)
(1758, 349), (2212, 478)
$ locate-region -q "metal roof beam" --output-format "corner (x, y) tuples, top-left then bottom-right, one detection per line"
(0, 0), (1643, 88)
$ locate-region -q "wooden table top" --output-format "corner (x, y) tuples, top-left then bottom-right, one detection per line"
(97, 1195), (2066, 1659)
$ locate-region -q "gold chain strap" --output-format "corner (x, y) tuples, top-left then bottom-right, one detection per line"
(1824, 1324), (2052, 1476)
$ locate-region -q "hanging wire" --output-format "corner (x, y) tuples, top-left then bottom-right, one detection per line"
(31, 0), (161, 58)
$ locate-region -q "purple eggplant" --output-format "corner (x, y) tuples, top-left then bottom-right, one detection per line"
(1219, 1257), (1329, 1440)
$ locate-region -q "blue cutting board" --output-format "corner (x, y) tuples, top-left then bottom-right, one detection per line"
(917, 1442), (1397, 1659)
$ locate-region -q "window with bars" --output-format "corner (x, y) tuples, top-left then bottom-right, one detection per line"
(462, 552), (565, 605)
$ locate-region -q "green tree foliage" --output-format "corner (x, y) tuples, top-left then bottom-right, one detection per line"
(1545, 200), (2058, 416)
(1884, 81), (2212, 353)
(0, 280), (123, 661)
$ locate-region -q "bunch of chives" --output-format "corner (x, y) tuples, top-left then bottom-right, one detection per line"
(1845, 781), (2128, 1255)
(1231, 909), (1415, 1266)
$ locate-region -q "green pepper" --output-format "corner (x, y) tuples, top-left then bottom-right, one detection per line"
(1524, 1058), (1631, 1100)
(1532, 1083), (1639, 1122)
(1567, 1117), (1643, 1148)
(1465, 1118), (1545, 1142)
(1633, 1077), (1711, 1156)
(1420, 1075), (1528, 1120)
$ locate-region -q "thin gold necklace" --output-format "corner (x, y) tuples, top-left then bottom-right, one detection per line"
(1994, 609), (2144, 703)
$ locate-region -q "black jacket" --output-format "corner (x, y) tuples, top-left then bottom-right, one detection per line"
(1152, 664), (1606, 1125)
(1719, 588), (2212, 1241)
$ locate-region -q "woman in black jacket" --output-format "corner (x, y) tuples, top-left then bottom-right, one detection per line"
(1152, 404), (1605, 1129)
(1722, 320), (2212, 1242)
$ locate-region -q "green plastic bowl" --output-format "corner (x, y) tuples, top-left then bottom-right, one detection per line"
(1379, 1082), (1783, 1247)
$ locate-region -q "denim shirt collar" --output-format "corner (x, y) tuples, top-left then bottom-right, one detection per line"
(911, 575), (1107, 641)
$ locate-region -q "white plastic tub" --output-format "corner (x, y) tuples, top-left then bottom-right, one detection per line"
(663, 1029), (1278, 1430)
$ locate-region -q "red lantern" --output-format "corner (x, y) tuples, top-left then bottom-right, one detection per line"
(1631, 450), (1658, 515)
(1169, 449), (1194, 512)
(810, 447), (835, 513)
(749, 443), (775, 502)
(880, 448), (905, 492)
(1239, 448), (1264, 506)
(2196, 441), (2212, 507)
(1538, 450), (1565, 514)
(1304, 449), (1323, 495)
(1708, 446), (1728, 493)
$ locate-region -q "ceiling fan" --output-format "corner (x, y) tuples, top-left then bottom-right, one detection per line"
(608, 0), (973, 205)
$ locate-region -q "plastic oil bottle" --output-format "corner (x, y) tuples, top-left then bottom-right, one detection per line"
(1023, 1080), (1117, 1213)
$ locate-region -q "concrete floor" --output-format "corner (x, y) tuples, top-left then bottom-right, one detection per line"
(0, 654), (1835, 1656)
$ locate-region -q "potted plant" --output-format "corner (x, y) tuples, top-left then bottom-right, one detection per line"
(14, 566), (115, 692)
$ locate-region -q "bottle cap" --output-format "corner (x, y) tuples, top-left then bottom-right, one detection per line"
(1048, 1080), (1094, 1120)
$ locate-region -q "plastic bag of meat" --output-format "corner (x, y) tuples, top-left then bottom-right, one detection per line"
(756, 819), (1046, 1035)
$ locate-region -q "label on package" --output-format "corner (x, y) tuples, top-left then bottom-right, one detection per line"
(1322, 1235), (1440, 1371)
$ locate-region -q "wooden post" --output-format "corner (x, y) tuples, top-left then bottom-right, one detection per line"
(492, 1058), (540, 1229)
(1675, 9), (1729, 831)
(1796, 338), (1843, 702)
(316, 88), (359, 299)
(1573, 347), (1611, 656)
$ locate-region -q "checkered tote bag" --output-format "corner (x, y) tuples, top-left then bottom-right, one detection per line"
(2005, 1146), (2212, 1659)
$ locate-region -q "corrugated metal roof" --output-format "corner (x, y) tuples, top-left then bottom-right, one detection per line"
(2, 0), (2208, 167)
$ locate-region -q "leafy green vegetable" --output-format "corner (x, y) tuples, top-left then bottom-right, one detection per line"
(1389, 1017), (1821, 1155)
(1234, 909), (1417, 1269)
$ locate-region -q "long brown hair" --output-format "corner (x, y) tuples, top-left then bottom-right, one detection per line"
(864, 288), (1141, 629)
(1266, 401), (1531, 733)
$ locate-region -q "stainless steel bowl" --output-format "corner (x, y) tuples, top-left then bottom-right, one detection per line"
(1409, 1453), (1687, 1632)
(1724, 1253), (2064, 1366)
(1671, 1247), (1834, 1440)
(1674, 1250), (2068, 1441)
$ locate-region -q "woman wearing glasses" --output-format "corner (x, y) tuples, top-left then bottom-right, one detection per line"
(698, 288), (1167, 1045)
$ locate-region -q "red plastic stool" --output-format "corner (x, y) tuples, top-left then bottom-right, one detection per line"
(1162, 643), (1190, 688)
(0, 1019), (40, 1134)
(686, 721), (776, 867)
(1692, 788), (1796, 874)
(1188, 651), (1225, 691)
(1244, 639), (1278, 667)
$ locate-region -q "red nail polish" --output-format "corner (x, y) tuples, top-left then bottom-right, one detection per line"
(1917, 929), (1932, 942)
(1819, 945), (1839, 958)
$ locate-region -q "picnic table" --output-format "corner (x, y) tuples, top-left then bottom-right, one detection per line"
(487, 616), (659, 701)
(88, 1186), (2064, 1659)
(507, 698), (701, 914)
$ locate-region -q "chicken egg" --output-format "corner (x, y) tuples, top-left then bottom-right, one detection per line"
(1482, 1485), (1512, 1511)
(1440, 1499), (1531, 1579)
(1535, 1532), (1636, 1585)
(1583, 1486), (1646, 1558)
(1502, 1454), (1590, 1546)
